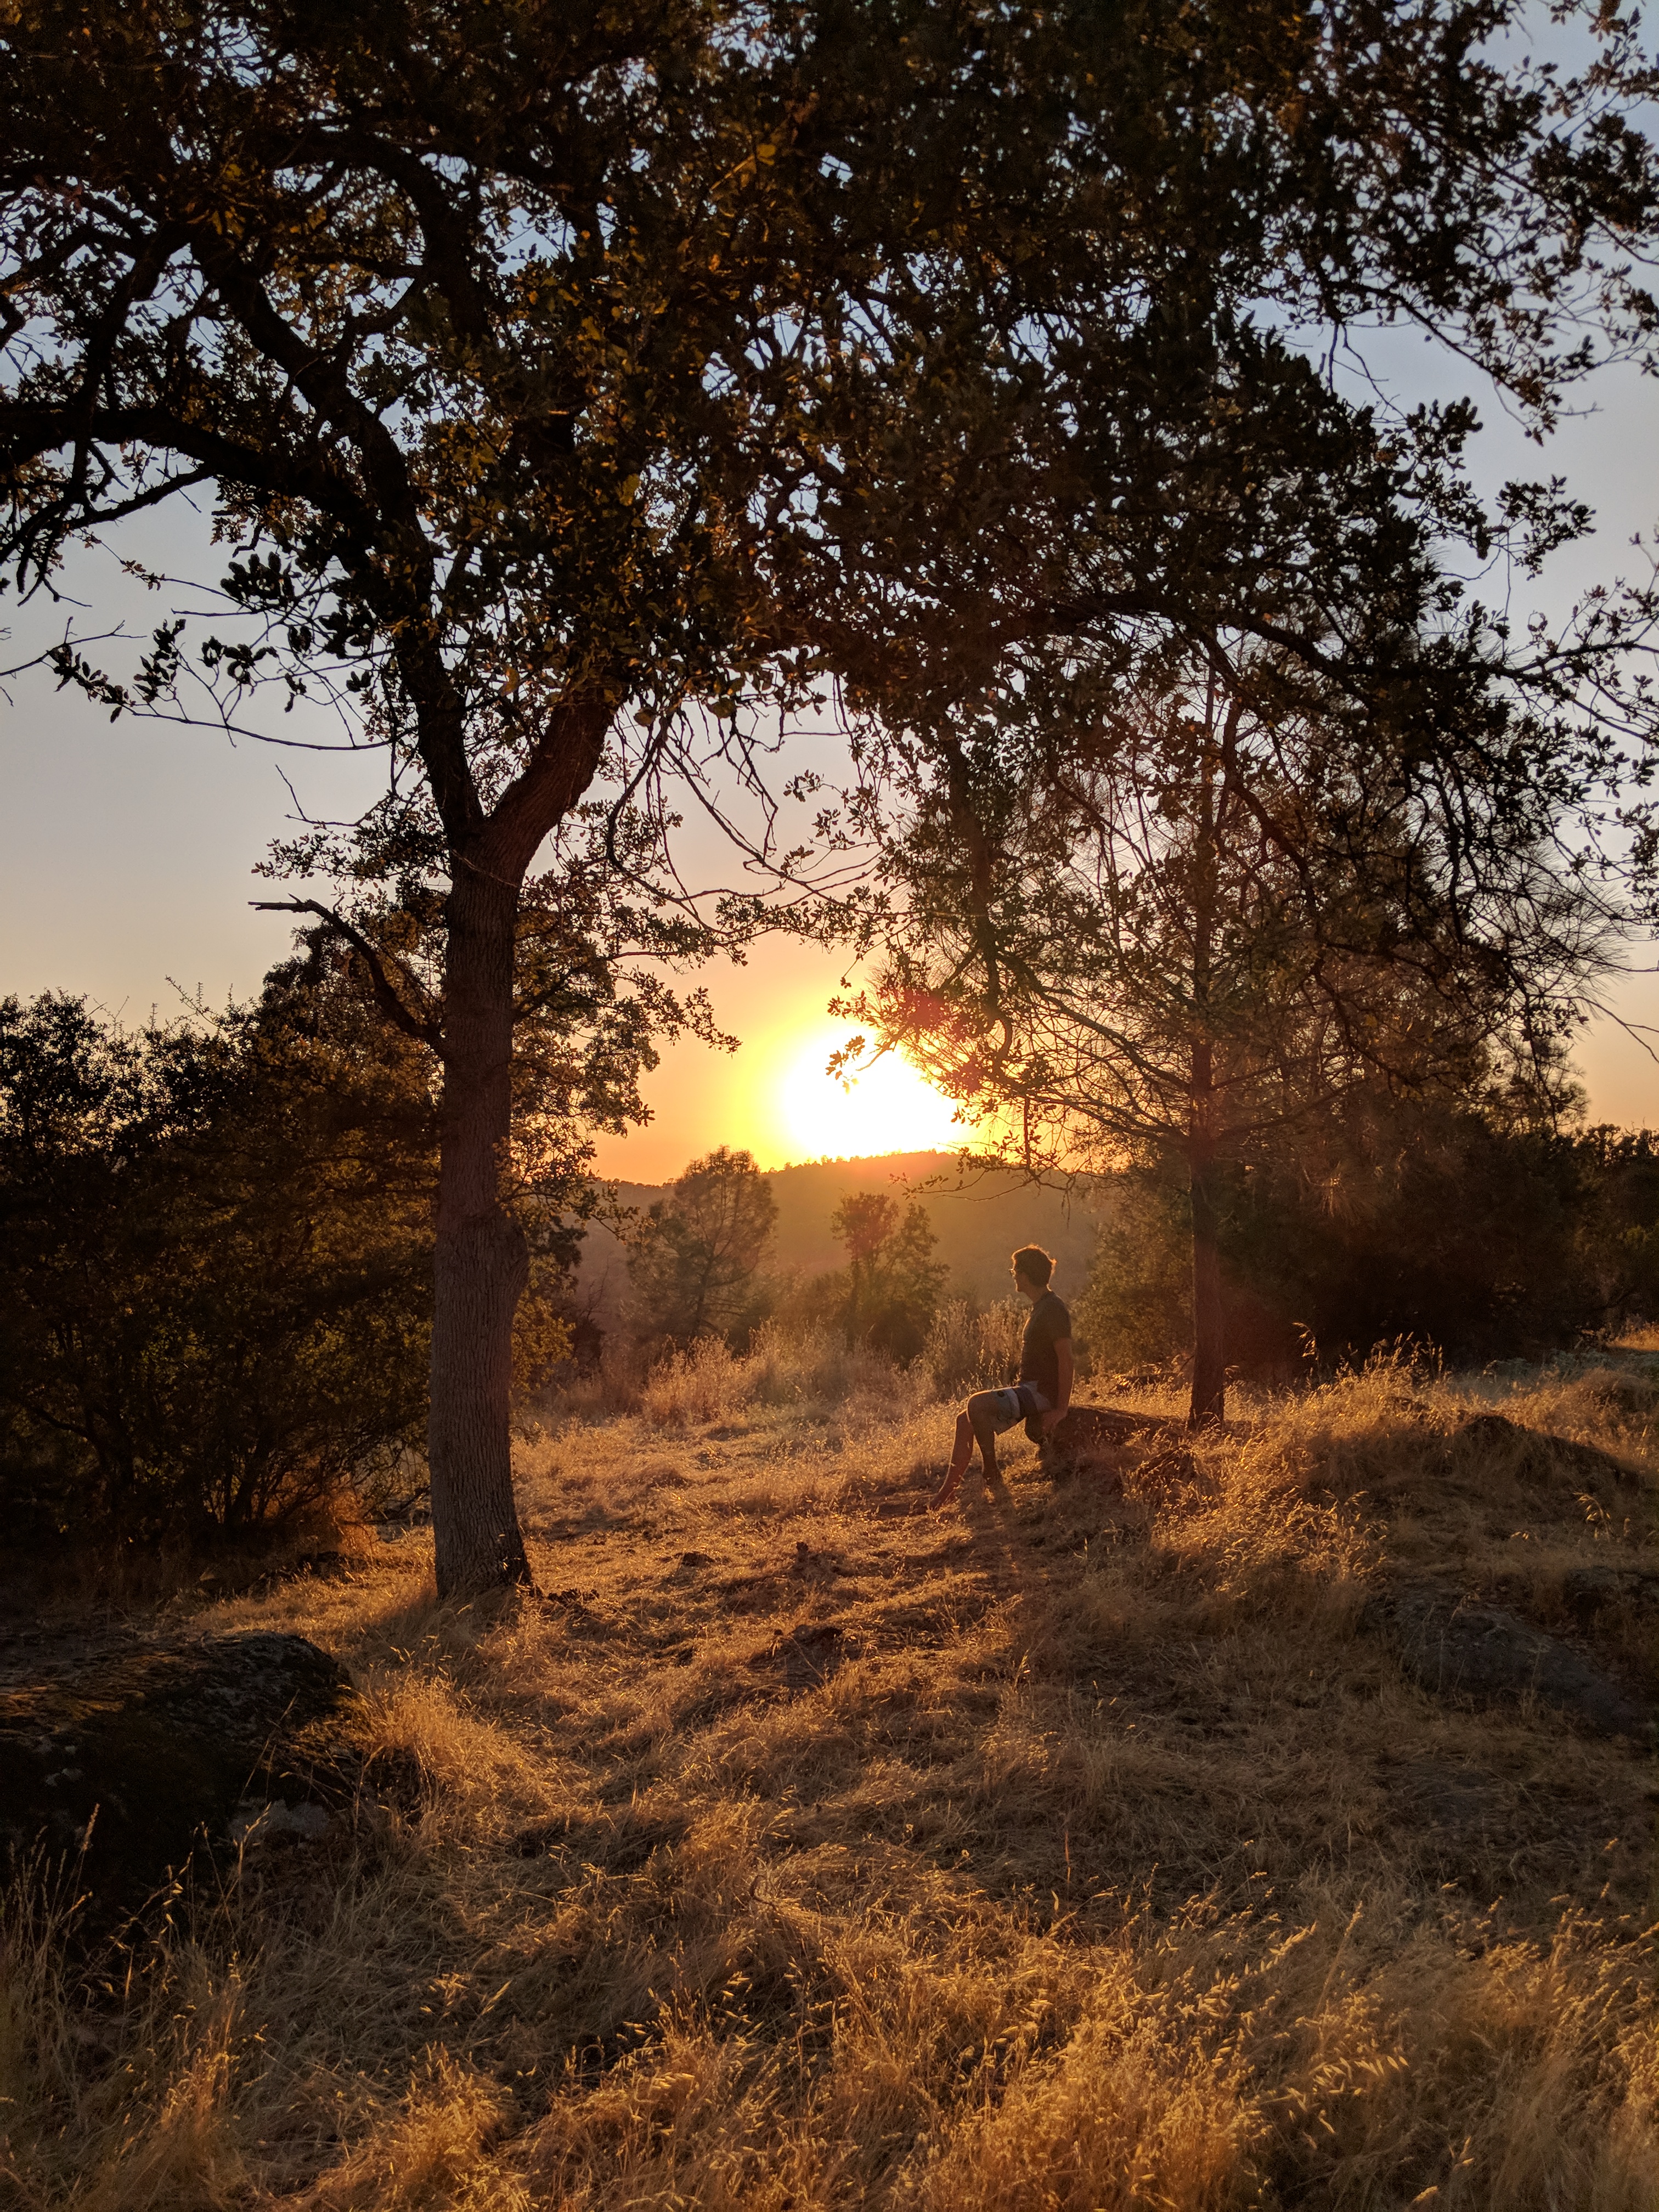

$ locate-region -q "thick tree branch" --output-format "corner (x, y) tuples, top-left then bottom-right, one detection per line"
(473, 691), (617, 886)
(1, 402), (381, 549)
(252, 898), (443, 1052)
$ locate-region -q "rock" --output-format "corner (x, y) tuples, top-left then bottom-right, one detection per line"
(1453, 1410), (1525, 1450)
(1049, 1406), (1175, 1451)
(1559, 1564), (1659, 1629)
(230, 1798), (332, 1845)
(1043, 1406), (1184, 1487)
(0, 1632), (357, 1908)
(1365, 1583), (1647, 1737)
(1446, 1413), (1637, 1488)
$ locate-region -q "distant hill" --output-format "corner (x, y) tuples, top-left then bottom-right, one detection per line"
(574, 1152), (1100, 1325)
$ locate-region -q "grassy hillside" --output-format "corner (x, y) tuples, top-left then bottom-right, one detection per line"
(577, 1152), (1099, 1324)
(4, 1349), (1656, 2208)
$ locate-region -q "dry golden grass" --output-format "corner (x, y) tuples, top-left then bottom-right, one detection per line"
(3, 1348), (1656, 2209)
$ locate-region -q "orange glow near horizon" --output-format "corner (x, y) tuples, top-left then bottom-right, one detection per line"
(769, 1025), (969, 1164)
(586, 944), (983, 1181)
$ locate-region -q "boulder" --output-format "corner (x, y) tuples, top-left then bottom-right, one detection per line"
(0, 1632), (357, 1908)
(1041, 1405), (1183, 1486)
(1559, 1563), (1659, 1628)
(1446, 1412), (1637, 1488)
(1365, 1583), (1648, 1738)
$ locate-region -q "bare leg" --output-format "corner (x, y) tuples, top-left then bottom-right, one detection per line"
(969, 1393), (1003, 1485)
(930, 1411), (975, 1511)
(932, 1393), (1003, 1510)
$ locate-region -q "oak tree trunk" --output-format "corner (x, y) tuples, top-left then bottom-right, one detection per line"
(428, 866), (532, 1597)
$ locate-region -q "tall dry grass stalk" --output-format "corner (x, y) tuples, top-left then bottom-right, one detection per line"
(3, 1352), (1655, 2208)
(922, 1299), (1026, 1400)
(617, 1325), (906, 1430)
(545, 1322), (906, 1434)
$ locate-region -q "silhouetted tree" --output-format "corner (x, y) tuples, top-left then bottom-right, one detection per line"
(861, 639), (1618, 1423)
(629, 1148), (778, 1350)
(1075, 1103), (1659, 1375)
(0, 1), (853, 1590)
(814, 1192), (947, 1362)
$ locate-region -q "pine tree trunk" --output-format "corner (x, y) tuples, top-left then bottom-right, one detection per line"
(1188, 1149), (1226, 1429)
(428, 867), (532, 1598)
(1188, 735), (1224, 1431)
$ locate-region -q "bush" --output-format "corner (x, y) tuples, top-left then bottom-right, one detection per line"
(1075, 1104), (1659, 1379)
(548, 1318), (901, 1429)
(641, 1338), (751, 1427)
(0, 962), (440, 1546)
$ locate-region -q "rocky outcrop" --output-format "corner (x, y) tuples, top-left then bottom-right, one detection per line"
(1045, 1406), (1176, 1455)
(0, 1632), (357, 1908)
(1557, 1564), (1659, 1629)
(1364, 1583), (1648, 1738)
(1446, 1412), (1638, 1488)
(1041, 1406), (1196, 1490)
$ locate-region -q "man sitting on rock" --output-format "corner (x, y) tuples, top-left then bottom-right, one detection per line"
(932, 1245), (1072, 1510)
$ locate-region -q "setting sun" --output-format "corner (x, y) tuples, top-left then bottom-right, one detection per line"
(776, 1026), (967, 1162)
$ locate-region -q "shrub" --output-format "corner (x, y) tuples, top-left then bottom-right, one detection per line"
(1076, 1107), (1659, 1379)
(0, 966), (439, 1544)
(641, 1337), (752, 1428)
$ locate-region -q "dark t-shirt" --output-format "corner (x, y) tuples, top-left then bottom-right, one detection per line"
(1019, 1289), (1071, 1403)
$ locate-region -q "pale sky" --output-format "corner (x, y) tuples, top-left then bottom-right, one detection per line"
(2, 344), (1656, 1181)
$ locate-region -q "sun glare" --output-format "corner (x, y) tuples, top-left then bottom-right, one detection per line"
(777, 1028), (966, 1162)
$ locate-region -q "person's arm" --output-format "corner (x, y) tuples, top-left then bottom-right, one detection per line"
(1043, 1337), (1073, 1431)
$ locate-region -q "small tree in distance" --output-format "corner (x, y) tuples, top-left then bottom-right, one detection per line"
(807, 1192), (947, 1364)
(628, 1148), (778, 1353)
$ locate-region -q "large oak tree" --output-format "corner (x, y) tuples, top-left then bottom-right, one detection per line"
(0, 0), (857, 1593)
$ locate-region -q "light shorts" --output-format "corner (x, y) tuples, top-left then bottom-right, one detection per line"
(984, 1383), (1052, 1434)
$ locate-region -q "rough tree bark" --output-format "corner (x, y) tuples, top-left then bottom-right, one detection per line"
(1188, 1126), (1227, 1430)
(1187, 741), (1226, 1431)
(421, 696), (613, 1599)
(428, 862), (533, 1593)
